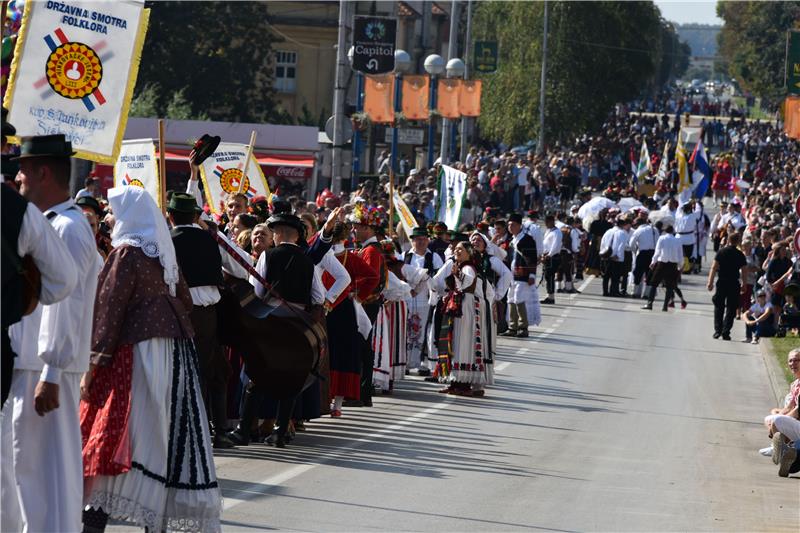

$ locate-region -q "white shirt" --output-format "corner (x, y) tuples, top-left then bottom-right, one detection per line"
(651, 233), (683, 265)
(316, 249), (351, 305)
(173, 223), (250, 307)
(524, 221), (544, 253)
(630, 224), (658, 252)
(516, 165), (530, 187)
(10, 199), (100, 383)
(600, 227), (627, 262)
(487, 255), (513, 301)
(542, 227), (562, 257)
(675, 210), (699, 245)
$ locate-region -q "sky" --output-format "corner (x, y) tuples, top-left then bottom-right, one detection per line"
(654, 1), (723, 25)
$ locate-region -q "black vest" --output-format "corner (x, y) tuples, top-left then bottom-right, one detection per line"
(171, 226), (224, 288)
(404, 249), (436, 276)
(264, 243), (314, 306)
(2, 185), (28, 328)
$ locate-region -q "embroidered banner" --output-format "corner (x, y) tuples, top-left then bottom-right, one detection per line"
(401, 75), (429, 120)
(436, 164), (467, 230)
(198, 142), (271, 215)
(3, 0), (149, 163)
(364, 74), (395, 124)
(113, 139), (160, 208)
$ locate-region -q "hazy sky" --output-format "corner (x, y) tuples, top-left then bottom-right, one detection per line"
(654, 1), (723, 25)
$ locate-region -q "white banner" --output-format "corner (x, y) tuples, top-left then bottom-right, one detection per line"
(4, 0), (149, 163)
(113, 139), (160, 208)
(198, 142), (271, 215)
(392, 190), (418, 237)
(436, 164), (467, 231)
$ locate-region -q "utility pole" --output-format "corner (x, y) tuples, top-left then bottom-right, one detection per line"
(536, 0), (549, 155)
(331, 0), (349, 193)
(440, 0), (459, 164)
(459, 0), (472, 163)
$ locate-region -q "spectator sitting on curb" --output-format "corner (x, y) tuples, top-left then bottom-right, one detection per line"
(764, 348), (800, 477)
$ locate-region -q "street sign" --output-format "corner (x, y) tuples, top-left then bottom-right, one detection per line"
(384, 128), (424, 145)
(325, 115), (354, 144)
(788, 31), (800, 95)
(352, 16), (397, 75)
(474, 41), (498, 74)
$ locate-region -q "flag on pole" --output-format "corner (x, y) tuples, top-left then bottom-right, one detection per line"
(114, 139), (161, 208)
(689, 138), (711, 200)
(656, 140), (670, 182)
(198, 142), (271, 215)
(4, 0), (150, 163)
(676, 135), (693, 206)
(436, 165), (467, 230)
(635, 140), (652, 183)
(392, 190), (418, 238)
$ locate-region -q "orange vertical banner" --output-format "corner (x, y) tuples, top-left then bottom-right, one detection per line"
(364, 74), (395, 124)
(437, 79), (462, 119)
(784, 96), (800, 139)
(459, 80), (482, 117)
(401, 75), (430, 120)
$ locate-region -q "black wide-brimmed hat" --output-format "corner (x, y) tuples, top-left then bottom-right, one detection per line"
(267, 213), (305, 233)
(12, 134), (75, 160)
(191, 134), (221, 165)
(75, 196), (104, 216)
(410, 227), (429, 238)
(167, 192), (199, 214)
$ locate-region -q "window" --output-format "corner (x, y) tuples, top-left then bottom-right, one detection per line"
(274, 51), (297, 93)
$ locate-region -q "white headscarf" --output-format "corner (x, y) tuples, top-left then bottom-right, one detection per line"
(108, 186), (180, 297)
(469, 231), (507, 261)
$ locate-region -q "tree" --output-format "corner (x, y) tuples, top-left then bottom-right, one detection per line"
(136, 1), (280, 123)
(473, 1), (668, 146)
(129, 83), (161, 118)
(717, 1), (800, 107)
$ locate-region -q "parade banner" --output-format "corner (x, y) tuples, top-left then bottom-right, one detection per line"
(401, 75), (429, 120)
(784, 96), (800, 139)
(198, 142), (271, 216)
(459, 80), (482, 117)
(436, 79), (461, 119)
(392, 190), (418, 237)
(4, 0), (149, 163)
(364, 74), (395, 124)
(113, 138), (160, 208)
(635, 140), (651, 182)
(436, 164), (467, 230)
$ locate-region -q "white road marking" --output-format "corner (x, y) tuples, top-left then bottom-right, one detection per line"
(494, 361), (511, 372)
(222, 399), (455, 511)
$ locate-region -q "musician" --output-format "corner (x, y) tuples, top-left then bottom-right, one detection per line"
(2, 135), (100, 533)
(349, 204), (389, 407)
(503, 213), (539, 337)
(168, 192), (248, 449)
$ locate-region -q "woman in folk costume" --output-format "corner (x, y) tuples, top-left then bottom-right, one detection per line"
(432, 240), (491, 397)
(372, 241), (413, 393)
(469, 232), (513, 389)
(80, 187), (221, 533)
(325, 223), (379, 416)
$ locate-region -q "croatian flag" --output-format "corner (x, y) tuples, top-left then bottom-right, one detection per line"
(690, 139), (711, 200)
(213, 165), (257, 197)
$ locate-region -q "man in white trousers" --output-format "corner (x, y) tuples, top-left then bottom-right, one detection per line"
(2, 135), (100, 533)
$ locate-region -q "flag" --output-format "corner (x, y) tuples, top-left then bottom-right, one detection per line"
(656, 140), (670, 182)
(392, 190), (418, 238)
(635, 140), (652, 183)
(676, 134), (693, 206)
(436, 165), (467, 230)
(364, 74), (395, 124)
(199, 142), (271, 215)
(458, 80), (482, 117)
(690, 138), (711, 200)
(784, 96), (800, 139)
(114, 139), (161, 208)
(436, 79), (461, 119)
(401, 75), (429, 120)
(4, 0), (149, 163)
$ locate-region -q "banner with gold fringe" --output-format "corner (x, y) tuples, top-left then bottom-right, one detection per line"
(198, 142), (271, 216)
(113, 139), (161, 209)
(3, 0), (149, 164)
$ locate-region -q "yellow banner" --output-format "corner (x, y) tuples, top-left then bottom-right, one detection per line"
(392, 190), (418, 238)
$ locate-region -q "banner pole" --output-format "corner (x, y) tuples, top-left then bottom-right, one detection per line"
(158, 119), (166, 213)
(237, 130), (258, 194)
(389, 168), (395, 238)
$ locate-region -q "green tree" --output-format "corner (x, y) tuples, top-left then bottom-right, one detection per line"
(473, 1), (668, 146)
(128, 83), (161, 118)
(136, 1), (279, 122)
(717, 1), (800, 106)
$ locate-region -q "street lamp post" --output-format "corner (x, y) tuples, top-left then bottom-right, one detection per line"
(391, 49), (412, 175)
(424, 54), (444, 169)
(442, 57), (465, 164)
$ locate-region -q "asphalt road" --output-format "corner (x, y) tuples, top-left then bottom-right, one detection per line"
(110, 267), (799, 532)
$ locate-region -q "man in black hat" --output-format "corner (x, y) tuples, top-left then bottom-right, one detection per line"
(229, 212), (321, 447)
(4, 134), (100, 532)
(429, 222), (449, 260)
(168, 192), (248, 449)
(404, 226), (443, 376)
(540, 214), (562, 304)
(503, 213), (538, 337)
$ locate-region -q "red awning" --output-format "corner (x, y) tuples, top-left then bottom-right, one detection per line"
(158, 148), (314, 168)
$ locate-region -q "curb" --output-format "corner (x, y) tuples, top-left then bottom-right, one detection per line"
(759, 341), (787, 406)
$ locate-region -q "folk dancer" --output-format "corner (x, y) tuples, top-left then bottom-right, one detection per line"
(80, 186), (221, 532)
(539, 214), (562, 305)
(641, 223), (688, 311)
(556, 216), (581, 294)
(2, 135), (95, 533)
(600, 216), (630, 297)
(504, 213), (540, 335)
(629, 214), (659, 298)
(675, 201), (700, 274)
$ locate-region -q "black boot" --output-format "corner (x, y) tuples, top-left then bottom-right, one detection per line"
(227, 386), (260, 445)
(82, 508), (109, 533)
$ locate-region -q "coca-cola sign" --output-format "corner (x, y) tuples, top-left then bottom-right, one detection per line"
(265, 165), (313, 180)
